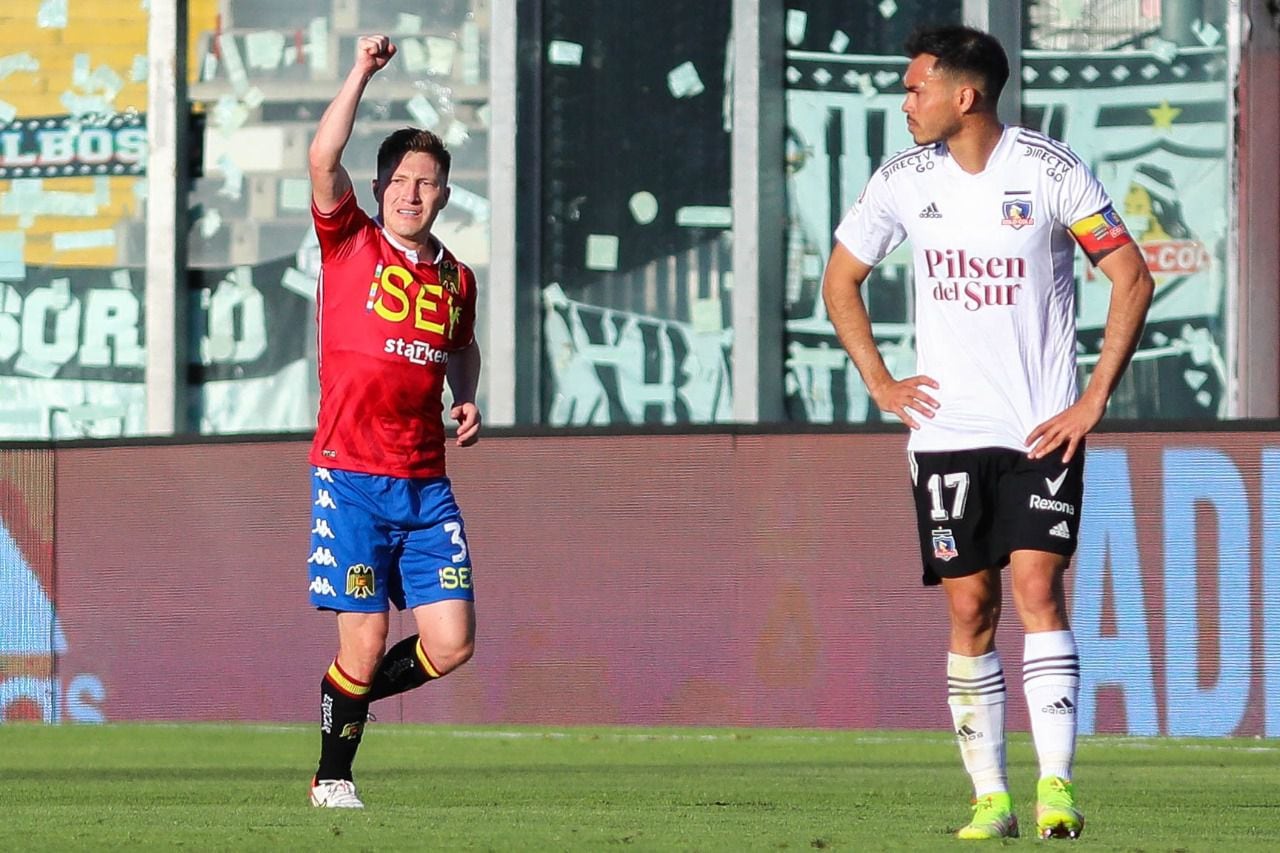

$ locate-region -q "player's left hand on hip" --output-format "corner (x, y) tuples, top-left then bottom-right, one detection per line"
(451, 402), (482, 447)
(1026, 398), (1104, 462)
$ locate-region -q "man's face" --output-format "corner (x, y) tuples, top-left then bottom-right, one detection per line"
(902, 54), (963, 145)
(373, 151), (450, 244)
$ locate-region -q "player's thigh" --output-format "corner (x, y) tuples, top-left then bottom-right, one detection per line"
(909, 448), (1008, 584)
(307, 467), (401, 613)
(412, 598), (476, 663)
(396, 477), (475, 605)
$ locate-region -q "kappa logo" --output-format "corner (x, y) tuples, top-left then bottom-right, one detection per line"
(346, 564), (376, 599)
(311, 518), (335, 539)
(314, 467), (334, 483)
(308, 546), (338, 567)
(1044, 469), (1069, 496)
(1049, 520), (1071, 539)
(314, 488), (337, 510)
(309, 576), (337, 597)
(919, 202), (942, 219)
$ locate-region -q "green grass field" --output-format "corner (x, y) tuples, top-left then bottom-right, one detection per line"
(1, 723), (1276, 851)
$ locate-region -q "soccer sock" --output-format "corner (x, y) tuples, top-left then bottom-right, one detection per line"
(947, 651), (1008, 798)
(1023, 629), (1080, 781)
(366, 635), (442, 702)
(316, 660), (371, 782)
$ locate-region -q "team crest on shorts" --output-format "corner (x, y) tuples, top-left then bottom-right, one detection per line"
(932, 528), (959, 562)
(1001, 199), (1034, 229)
(346, 564), (376, 598)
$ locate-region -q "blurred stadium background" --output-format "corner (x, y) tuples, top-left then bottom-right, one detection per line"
(1, 0), (1279, 751)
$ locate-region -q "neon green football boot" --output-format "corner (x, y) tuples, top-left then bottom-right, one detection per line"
(956, 791), (1019, 840)
(1036, 776), (1084, 839)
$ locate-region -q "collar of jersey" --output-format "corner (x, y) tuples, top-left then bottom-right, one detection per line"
(939, 123), (1014, 179)
(374, 218), (445, 266)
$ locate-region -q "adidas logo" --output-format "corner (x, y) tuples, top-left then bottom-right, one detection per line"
(1042, 696), (1076, 715)
(918, 202), (942, 218)
(1049, 520), (1071, 539)
(956, 724), (983, 742)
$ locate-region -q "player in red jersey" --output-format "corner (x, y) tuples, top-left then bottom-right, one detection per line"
(305, 34), (482, 809)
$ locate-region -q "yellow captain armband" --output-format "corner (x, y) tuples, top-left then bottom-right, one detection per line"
(1068, 205), (1133, 265)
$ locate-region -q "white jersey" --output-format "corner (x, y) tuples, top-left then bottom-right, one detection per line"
(835, 125), (1112, 453)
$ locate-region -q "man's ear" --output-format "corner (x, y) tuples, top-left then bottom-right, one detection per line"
(371, 178), (381, 201)
(955, 84), (979, 115)
(440, 185), (451, 209)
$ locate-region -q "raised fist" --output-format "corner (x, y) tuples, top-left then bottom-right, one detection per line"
(355, 35), (397, 73)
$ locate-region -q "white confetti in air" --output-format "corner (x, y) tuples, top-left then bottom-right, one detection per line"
(667, 61), (704, 99)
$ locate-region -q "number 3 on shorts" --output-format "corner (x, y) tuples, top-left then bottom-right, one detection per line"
(445, 521), (468, 563)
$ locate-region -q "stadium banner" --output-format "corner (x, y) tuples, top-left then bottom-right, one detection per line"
(1, 429), (1272, 735)
(0, 447), (107, 723)
(784, 46), (1229, 421)
(0, 256), (316, 438)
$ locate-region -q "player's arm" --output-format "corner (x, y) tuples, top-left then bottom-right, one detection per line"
(1078, 242), (1154, 410)
(447, 340), (482, 447)
(1026, 209), (1154, 460)
(821, 243), (939, 428)
(309, 35), (397, 214)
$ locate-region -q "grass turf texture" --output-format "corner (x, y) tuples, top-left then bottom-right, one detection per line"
(1, 724), (1276, 851)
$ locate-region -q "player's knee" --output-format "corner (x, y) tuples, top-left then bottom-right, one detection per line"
(950, 594), (999, 635)
(429, 637), (475, 676)
(338, 639), (387, 682)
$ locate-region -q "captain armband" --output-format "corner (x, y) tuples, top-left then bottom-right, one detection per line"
(1068, 205), (1133, 265)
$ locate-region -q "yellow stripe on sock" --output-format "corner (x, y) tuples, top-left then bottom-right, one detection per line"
(327, 661), (371, 697)
(415, 640), (441, 679)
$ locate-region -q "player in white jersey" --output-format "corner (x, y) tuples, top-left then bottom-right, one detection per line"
(822, 26), (1154, 841)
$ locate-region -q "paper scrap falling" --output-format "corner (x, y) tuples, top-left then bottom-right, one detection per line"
(548, 40), (583, 67)
(785, 9), (808, 46)
(407, 93), (441, 129)
(667, 61), (704, 99)
(628, 191), (658, 225)
(675, 206), (731, 228)
(37, 0), (68, 29)
(585, 234), (619, 271)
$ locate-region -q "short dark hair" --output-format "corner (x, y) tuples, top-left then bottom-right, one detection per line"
(904, 25), (1009, 105)
(376, 128), (452, 182)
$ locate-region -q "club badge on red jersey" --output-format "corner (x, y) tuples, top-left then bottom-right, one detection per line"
(440, 259), (460, 295)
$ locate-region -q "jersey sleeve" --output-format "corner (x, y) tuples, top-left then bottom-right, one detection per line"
(1053, 155), (1113, 226)
(833, 169), (906, 266)
(455, 264), (478, 349)
(311, 187), (374, 261)
(1055, 158), (1134, 266)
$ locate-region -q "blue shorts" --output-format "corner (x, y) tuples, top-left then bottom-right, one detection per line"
(306, 467), (475, 612)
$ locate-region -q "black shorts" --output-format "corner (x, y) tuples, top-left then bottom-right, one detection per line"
(909, 443), (1085, 586)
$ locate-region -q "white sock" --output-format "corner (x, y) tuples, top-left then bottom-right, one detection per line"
(947, 651), (1007, 797)
(1023, 630), (1080, 781)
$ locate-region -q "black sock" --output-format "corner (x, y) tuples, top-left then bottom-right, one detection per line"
(366, 634), (440, 703)
(316, 660), (371, 782)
